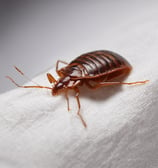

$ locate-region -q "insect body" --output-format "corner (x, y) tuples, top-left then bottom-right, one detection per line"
(7, 50), (149, 127)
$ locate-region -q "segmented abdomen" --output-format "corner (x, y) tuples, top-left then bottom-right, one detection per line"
(69, 50), (131, 77)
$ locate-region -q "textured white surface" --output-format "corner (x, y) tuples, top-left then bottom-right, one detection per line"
(1, 2), (158, 168)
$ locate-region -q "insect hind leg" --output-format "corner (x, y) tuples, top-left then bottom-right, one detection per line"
(85, 79), (149, 90)
(89, 80), (149, 89)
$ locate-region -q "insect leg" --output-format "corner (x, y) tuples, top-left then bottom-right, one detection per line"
(85, 81), (96, 89)
(74, 87), (87, 128)
(56, 60), (68, 73)
(89, 80), (149, 89)
(65, 90), (70, 111)
(6, 76), (52, 90)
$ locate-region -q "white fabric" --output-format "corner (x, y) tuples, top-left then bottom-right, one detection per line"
(1, 2), (158, 168)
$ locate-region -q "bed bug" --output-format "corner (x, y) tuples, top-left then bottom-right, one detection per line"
(6, 50), (149, 127)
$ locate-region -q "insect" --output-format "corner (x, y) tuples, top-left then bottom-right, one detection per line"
(7, 50), (149, 127)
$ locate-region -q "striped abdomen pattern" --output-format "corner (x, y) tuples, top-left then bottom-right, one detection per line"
(69, 50), (131, 78)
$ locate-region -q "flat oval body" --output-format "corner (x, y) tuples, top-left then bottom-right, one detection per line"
(65, 50), (132, 81)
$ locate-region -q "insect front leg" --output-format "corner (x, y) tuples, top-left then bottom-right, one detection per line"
(74, 87), (87, 128)
(56, 60), (68, 75)
(65, 90), (70, 111)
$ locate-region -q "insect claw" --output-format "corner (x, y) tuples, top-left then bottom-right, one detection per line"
(77, 113), (87, 128)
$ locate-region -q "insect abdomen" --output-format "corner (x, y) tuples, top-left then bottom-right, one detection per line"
(69, 50), (131, 78)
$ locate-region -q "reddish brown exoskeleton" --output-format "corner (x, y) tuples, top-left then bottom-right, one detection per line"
(7, 50), (149, 127)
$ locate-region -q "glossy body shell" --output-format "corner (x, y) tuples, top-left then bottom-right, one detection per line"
(59, 50), (132, 85)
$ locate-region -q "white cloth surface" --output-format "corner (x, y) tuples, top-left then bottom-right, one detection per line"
(1, 2), (158, 168)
